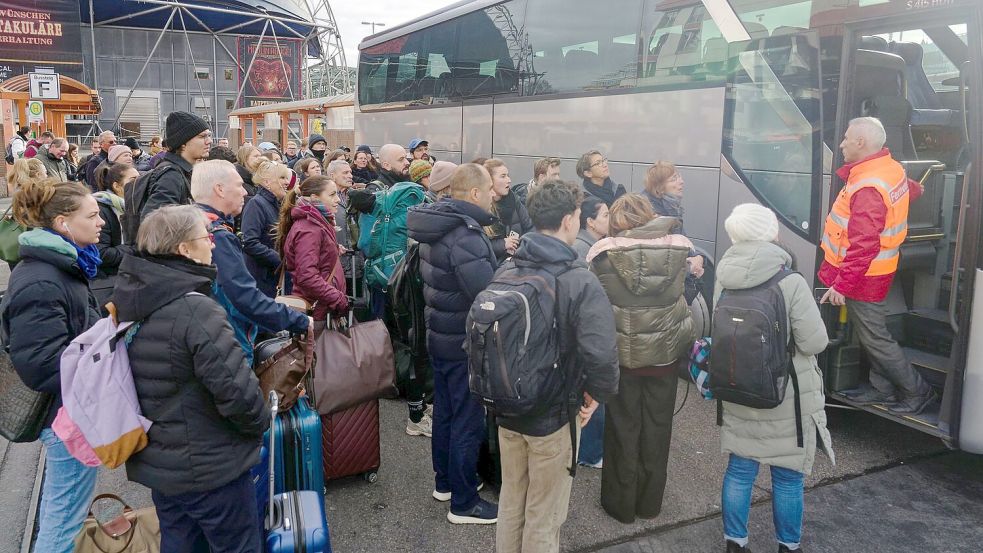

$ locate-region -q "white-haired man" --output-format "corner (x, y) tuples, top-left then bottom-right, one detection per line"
(819, 116), (933, 415)
(191, 159), (310, 365)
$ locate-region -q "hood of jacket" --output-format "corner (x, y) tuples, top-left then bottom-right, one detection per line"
(17, 228), (85, 278)
(512, 232), (579, 271)
(587, 217), (690, 296)
(716, 240), (793, 291)
(290, 201), (333, 230)
(114, 254), (216, 321)
(407, 198), (496, 245)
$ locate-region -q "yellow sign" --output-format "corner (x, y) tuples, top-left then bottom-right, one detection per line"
(27, 100), (44, 123)
(312, 118), (323, 134)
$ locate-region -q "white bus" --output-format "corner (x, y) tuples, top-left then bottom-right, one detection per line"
(355, 0), (983, 453)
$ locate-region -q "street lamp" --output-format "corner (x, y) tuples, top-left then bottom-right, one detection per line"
(362, 21), (386, 34)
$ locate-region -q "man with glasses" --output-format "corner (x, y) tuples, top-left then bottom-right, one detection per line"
(123, 112), (212, 243)
(84, 130), (117, 189)
(190, 160), (311, 365)
(576, 150), (626, 207)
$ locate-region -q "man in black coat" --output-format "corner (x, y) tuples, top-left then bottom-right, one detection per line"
(123, 112), (211, 244)
(84, 131), (116, 190)
(494, 180), (620, 551)
(407, 163), (500, 525)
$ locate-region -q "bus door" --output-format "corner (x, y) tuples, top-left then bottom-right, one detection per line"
(830, 8), (982, 447)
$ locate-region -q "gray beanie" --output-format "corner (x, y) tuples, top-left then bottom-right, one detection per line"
(724, 203), (779, 243)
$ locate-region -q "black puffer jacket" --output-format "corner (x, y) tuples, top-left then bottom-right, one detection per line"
(495, 233), (620, 437)
(115, 254), (268, 494)
(487, 190), (534, 262)
(1, 230), (99, 427)
(141, 152), (194, 217)
(407, 198), (498, 362)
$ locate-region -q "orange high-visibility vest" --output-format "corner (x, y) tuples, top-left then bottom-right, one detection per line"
(821, 155), (909, 276)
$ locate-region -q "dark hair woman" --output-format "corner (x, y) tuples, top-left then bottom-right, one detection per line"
(586, 193), (695, 524)
(117, 205), (269, 552)
(351, 150), (378, 185)
(0, 178), (104, 553)
(295, 156), (322, 180)
(276, 175), (349, 324)
(573, 195), (610, 262)
(92, 162), (139, 310)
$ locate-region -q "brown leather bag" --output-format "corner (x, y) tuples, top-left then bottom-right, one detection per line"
(74, 494), (160, 553)
(254, 327), (314, 411)
(310, 315), (397, 415)
(274, 265), (313, 315)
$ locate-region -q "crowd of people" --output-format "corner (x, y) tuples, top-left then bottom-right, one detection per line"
(10, 114), (946, 553)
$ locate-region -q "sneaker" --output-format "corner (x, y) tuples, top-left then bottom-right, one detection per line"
(888, 390), (937, 416)
(578, 459), (603, 469)
(847, 388), (897, 406)
(447, 498), (498, 525)
(406, 412), (433, 437)
(425, 403), (433, 418)
(432, 481), (483, 502)
(725, 540), (750, 552)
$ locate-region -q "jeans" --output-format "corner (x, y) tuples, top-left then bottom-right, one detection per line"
(152, 470), (261, 553)
(430, 356), (486, 512)
(35, 427), (99, 553)
(577, 404), (604, 466)
(722, 454), (804, 549)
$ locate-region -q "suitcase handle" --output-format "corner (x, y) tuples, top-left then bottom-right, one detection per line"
(267, 391), (278, 530)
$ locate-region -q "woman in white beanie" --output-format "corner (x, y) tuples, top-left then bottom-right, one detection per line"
(715, 203), (834, 553)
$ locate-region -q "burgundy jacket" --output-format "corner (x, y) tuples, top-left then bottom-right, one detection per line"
(818, 148), (922, 302)
(283, 203), (348, 321)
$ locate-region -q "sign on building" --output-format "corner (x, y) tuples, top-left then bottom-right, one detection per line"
(27, 100), (44, 123)
(29, 72), (60, 99)
(0, 1), (83, 82)
(236, 37), (303, 108)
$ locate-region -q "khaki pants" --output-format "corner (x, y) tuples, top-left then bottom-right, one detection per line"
(496, 422), (580, 553)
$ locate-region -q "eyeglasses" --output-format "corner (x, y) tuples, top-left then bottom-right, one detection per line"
(590, 158), (609, 168)
(189, 233), (215, 244)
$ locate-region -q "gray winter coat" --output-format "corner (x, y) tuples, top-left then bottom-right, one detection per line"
(714, 241), (835, 474)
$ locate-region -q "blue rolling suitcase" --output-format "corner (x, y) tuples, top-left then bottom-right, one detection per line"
(267, 395), (325, 496)
(266, 392), (332, 553)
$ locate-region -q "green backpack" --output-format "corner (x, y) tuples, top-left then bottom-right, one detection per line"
(364, 182), (426, 290)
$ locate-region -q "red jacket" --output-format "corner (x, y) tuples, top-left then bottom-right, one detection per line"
(818, 148), (921, 302)
(283, 202), (348, 321)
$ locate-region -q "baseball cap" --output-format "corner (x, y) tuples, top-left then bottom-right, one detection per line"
(407, 138), (428, 152)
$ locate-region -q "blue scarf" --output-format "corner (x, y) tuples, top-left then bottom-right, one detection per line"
(314, 201), (335, 223)
(43, 228), (102, 279)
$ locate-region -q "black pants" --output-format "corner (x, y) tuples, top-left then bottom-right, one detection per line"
(601, 372), (677, 523)
(152, 470), (261, 553)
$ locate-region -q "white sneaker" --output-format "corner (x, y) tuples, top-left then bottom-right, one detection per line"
(406, 412), (433, 437)
(432, 481), (484, 502)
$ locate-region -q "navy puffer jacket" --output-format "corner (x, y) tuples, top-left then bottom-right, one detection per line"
(241, 187), (281, 298)
(407, 199), (498, 362)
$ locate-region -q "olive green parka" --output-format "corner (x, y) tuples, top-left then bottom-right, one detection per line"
(587, 217), (696, 369)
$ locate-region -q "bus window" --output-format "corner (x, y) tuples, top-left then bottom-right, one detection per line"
(723, 31), (823, 237)
(523, 0), (644, 94)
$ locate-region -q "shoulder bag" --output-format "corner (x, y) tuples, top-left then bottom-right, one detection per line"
(74, 494), (160, 553)
(0, 291), (53, 442)
(254, 326), (314, 411)
(0, 205), (26, 264)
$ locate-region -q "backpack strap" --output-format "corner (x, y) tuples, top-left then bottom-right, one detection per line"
(790, 366), (803, 448)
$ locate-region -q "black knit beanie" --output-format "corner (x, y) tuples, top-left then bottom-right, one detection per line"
(164, 111), (209, 151)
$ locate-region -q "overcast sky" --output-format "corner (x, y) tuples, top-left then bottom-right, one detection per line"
(333, 1), (456, 66)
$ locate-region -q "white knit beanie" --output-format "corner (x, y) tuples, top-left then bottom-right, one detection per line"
(724, 203), (780, 243)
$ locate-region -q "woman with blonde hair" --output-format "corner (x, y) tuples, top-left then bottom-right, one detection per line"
(242, 159), (293, 297)
(1, 178), (103, 553)
(7, 157), (47, 191)
(234, 144), (263, 197)
(276, 175), (348, 325)
(586, 193), (695, 524)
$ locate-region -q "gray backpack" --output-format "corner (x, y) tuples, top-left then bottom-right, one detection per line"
(710, 269), (803, 447)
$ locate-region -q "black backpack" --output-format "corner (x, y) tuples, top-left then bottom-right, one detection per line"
(466, 265), (569, 418)
(122, 161), (177, 245)
(709, 269), (804, 446)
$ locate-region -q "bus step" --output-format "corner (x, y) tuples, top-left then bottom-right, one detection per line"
(829, 391), (948, 439)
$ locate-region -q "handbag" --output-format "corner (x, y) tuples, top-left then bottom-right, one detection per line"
(253, 326), (314, 411)
(0, 206), (26, 264)
(310, 313), (397, 415)
(74, 494), (160, 553)
(0, 290), (52, 442)
(274, 265), (313, 315)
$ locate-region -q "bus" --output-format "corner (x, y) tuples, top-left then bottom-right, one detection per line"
(354, 0), (983, 453)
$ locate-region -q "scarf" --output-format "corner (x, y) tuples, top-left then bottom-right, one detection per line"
(313, 201), (335, 223)
(661, 193), (684, 218)
(43, 228), (102, 279)
(93, 191), (125, 217)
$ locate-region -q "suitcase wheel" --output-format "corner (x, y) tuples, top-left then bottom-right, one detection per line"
(363, 471), (379, 484)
